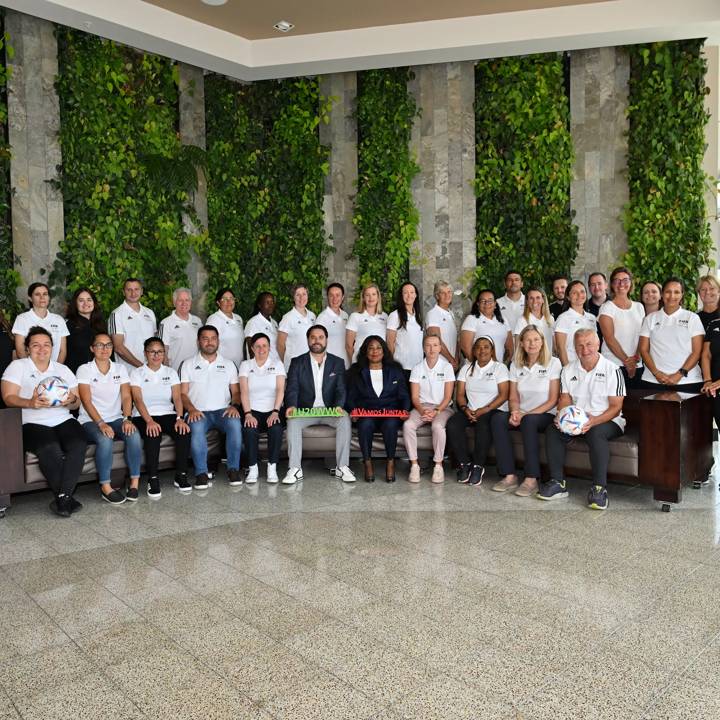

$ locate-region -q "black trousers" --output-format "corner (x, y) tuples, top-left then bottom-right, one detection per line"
(23, 419), (87, 497)
(446, 409), (497, 466)
(640, 379), (704, 393)
(242, 410), (284, 465)
(491, 411), (553, 478)
(356, 417), (403, 460)
(133, 414), (190, 477)
(546, 421), (622, 487)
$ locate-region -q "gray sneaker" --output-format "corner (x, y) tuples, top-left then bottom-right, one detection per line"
(536, 479), (568, 501)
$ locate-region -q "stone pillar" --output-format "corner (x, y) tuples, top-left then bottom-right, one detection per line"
(702, 46), (719, 271)
(320, 72), (358, 303)
(178, 63), (209, 314)
(408, 62), (476, 321)
(570, 47), (630, 281)
(6, 11), (63, 305)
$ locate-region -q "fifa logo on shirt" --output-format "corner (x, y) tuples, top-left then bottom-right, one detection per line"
(595, 373), (605, 379)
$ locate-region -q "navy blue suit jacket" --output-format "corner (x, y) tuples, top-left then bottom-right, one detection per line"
(284, 352), (347, 409)
(346, 364), (411, 412)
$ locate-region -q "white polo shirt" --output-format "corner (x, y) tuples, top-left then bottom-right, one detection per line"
(387, 311), (424, 371)
(599, 301), (645, 366)
(244, 313), (278, 353)
(2, 358), (77, 426)
(346, 311), (388, 362)
(238, 357), (286, 413)
(509, 357), (562, 414)
(560, 355), (626, 429)
(409, 357), (455, 406)
(639, 308), (704, 384)
(159, 311), (203, 372)
(425, 304), (457, 358)
(514, 314), (555, 356)
(109, 301), (157, 371)
(457, 360), (509, 411)
(554, 309), (597, 365)
(206, 310), (245, 368)
(316, 307), (349, 368)
(130, 364), (179, 417)
(12, 310), (69, 362)
(76, 360), (129, 424)
(278, 308), (316, 370)
(497, 294), (525, 332)
(180, 352), (239, 412)
(460, 314), (512, 363)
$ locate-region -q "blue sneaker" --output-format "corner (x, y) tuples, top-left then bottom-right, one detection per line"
(536, 479), (568, 501)
(588, 485), (608, 510)
(468, 465), (485, 486)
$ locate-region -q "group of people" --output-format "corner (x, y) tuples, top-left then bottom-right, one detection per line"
(1, 267), (719, 517)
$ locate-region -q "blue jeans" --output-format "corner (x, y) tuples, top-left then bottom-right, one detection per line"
(82, 418), (143, 484)
(189, 409), (242, 475)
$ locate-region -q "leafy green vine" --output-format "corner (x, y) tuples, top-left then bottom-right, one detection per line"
(474, 54), (577, 294)
(352, 68), (420, 300)
(624, 40), (712, 304)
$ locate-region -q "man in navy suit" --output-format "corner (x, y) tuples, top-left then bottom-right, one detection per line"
(283, 324), (355, 484)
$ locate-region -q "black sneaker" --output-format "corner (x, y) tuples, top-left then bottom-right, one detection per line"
(456, 463), (471, 483)
(173, 473), (192, 493)
(588, 484), (609, 511)
(101, 489), (126, 505)
(468, 465), (485, 486)
(227, 469), (243, 487)
(126, 487), (139, 502)
(147, 477), (161, 498)
(50, 494), (72, 518)
(194, 473), (210, 490)
(69, 496), (83, 513)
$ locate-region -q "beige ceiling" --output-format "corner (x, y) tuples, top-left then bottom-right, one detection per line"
(141, 0), (610, 40)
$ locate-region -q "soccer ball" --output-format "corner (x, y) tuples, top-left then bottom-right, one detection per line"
(557, 405), (589, 436)
(37, 376), (70, 406)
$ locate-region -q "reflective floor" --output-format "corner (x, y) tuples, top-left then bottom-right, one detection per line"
(1, 457), (719, 719)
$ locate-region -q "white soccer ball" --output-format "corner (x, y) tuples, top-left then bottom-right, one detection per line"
(37, 376), (70, 406)
(557, 404), (589, 436)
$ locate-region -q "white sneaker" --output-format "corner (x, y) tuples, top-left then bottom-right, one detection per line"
(246, 465), (259, 484)
(266, 463), (279, 484)
(336, 465), (356, 483)
(431, 465), (445, 484)
(282, 467), (303, 485)
(408, 464), (421, 483)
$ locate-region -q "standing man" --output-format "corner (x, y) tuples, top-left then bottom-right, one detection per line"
(283, 325), (355, 485)
(549, 275), (569, 320)
(109, 278), (157, 371)
(587, 272), (610, 345)
(497, 270), (525, 332)
(425, 281), (459, 370)
(538, 328), (625, 510)
(159, 288), (203, 372)
(180, 325), (243, 489)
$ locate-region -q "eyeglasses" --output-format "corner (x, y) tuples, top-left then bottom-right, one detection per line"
(92, 343), (113, 350)
(613, 278), (631, 285)
(479, 299), (495, 305)
(147, 349), (165, 355)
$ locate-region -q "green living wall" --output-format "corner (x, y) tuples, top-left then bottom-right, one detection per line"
(352, 67), (419, 300)
(203, 75), (331, 318)
(53, 28), (192, 315)
(624, 40), (712, 301)
(474, 53), (577, 295)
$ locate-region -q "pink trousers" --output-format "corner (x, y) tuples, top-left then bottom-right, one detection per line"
(402, 406), (454, 462)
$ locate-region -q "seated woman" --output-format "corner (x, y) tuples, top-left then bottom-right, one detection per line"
(238, 332), (286, 484)
(638, 277), (704, 392)
(490, 326), (560, 496)
(1, 326), (86, 517)
(403, 334), (455, 484)
(447, 336), (509, 486)
(130, 337), (191, 498)
(346, 335), (410, 483)
(77, 333), (143, 504)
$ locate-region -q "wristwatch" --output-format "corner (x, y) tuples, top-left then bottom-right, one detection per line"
(678, 368), (688, 378)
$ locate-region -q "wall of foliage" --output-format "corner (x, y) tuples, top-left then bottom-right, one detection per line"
(624, 40), (711, 303)
(474, 53), (578, 295)
(352, 67), (419, 301)
(203, 75), (331, 318)
(52, 28), (192, 316)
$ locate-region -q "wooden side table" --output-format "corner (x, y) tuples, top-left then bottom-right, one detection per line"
(0, 408), (24, 516)
(638, 391), (714, 510)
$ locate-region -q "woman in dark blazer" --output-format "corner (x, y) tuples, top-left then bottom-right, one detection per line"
(346, 335), (410, 483)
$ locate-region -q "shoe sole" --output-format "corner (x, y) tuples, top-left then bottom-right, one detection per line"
(174, 484), (193, 493)
(492, 484), (519, 493)
(228, 481), (244, 487)
(101, 495), (126, 505)
(342, 477), (357, 483)
(125, 495), (139, 503)
(266, 478), (279, 484)
(147, 491), (162, 499)
(588, 502), (608, 510)
(536, 492), (569, 501)
(194, 484), (210, 490)
(245, 478), (258, 484)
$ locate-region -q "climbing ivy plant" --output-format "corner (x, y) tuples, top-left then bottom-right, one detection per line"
(352, 68), (420, 300)
(624, 40), (712, 303)
(474, 53), (577, 295)
(202, 75), (331, 317)
(53, 28), (192, 316)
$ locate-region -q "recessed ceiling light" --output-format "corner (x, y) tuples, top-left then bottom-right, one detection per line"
(201, 0), (228, 6)
(273, 20), (294, 33)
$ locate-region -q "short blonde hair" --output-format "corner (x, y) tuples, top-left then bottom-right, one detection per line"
(358, 283), (383, 314)
(697, 274), (720, 292)
(513, 325), (551, 368)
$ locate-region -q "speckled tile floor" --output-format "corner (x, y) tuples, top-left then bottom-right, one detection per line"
(1, 454), (719, 720)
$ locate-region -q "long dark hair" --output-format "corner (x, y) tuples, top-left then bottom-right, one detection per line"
(66, 287), (106, 334)
(560, 280), (587, 314)
(346, 334), (402, 383)
(471, 289), (505, 323)
(394, 282), (422, 330)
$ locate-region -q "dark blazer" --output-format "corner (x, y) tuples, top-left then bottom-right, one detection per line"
(285, 352), (347, 409)
(346, 364), (411, 412)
